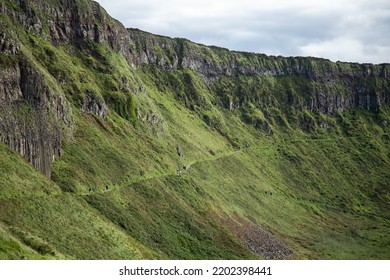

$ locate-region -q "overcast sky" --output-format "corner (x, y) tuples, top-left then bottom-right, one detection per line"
(95, 0), (390, 64)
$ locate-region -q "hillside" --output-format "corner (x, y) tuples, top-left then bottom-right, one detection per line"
(0, 0), (389, 259)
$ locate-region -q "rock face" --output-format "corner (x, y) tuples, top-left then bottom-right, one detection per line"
(2, 0), (137, 63)
(128, 28), (390, 113)
(0, 61), (72, 177)
(0, 0), (390, 176)
(0, 32), (20, 54)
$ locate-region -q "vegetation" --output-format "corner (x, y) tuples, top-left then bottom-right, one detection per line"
(0, 0), (389, 260)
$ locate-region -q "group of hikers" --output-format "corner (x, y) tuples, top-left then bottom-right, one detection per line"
(176, 165), (188, 175)
(88, 185), (109, 194)
(87, 163), (189, 195)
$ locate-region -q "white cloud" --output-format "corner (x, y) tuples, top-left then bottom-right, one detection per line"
(95, 0), (390, 63)
(300, 38), (359, 62)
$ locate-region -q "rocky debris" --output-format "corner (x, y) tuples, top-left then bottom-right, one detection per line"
(221, 213), (292, 259)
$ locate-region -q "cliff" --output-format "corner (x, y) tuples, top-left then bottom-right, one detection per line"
(1, 0), (390, 261)
(1, 0), (389, 175)
(0, 61), (72, 177)
(128, 28), (390, 113)
(0, 6), (72, 176)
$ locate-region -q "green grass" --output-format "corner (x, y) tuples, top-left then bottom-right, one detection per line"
(49, 109), (389, 259)
(0, 143), (62, 199)
(1, 0), (390, 260)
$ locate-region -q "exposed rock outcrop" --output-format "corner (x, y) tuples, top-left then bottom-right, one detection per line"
(80, 92), (108, 119)
(0, 61), (72, 177)
(0, 32), (20, 55)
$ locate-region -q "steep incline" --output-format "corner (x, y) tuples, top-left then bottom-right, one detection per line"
(1, 0), (390, 173)
(0, 0), (389, 260)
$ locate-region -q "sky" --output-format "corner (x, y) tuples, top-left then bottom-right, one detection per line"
(94, 0), (390, 64)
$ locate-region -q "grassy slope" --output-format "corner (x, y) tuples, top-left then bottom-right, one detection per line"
(2, 104), (389, 259)
(0, 143), (156, 260)
(1, 1), (390, 259)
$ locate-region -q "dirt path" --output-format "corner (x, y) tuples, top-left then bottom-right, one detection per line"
(2, 133), (385, 199)
(79, 133), (388, 197)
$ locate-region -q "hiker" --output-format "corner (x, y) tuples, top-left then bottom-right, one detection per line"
(89, 188), (93, 194)
(176, 146), (183, 157)
(105, 185), (109, 192)
(183, 166), (187, 170)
